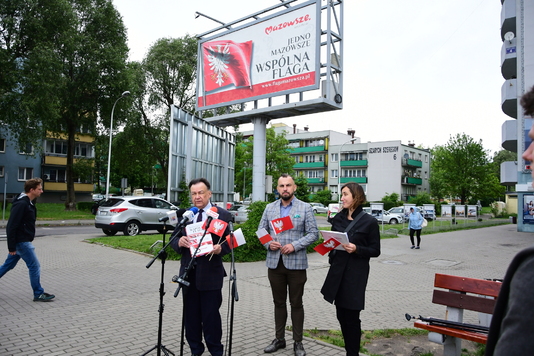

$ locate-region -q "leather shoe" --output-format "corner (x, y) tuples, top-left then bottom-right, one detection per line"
(294, 341), (306, 356)
(264, 338), (286, 353)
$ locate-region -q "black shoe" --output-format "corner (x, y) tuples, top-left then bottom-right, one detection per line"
(33, 293), (55, 302)
(294, 342), (306, 356)
(264, 338), (286, 353)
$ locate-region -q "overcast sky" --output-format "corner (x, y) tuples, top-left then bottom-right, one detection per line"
(112, 0), (507, 155)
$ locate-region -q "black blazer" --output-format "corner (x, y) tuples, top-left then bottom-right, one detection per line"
(320, 206), (381, 310)
(170, 206), (232, 291)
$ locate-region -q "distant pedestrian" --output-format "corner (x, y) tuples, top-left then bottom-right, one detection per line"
(408, 207), (424, 249)
(0, 178), (55, 302)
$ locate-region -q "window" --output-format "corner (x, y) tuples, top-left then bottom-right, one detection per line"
(19, 143), (33, 155)
(346, 152), (363, 161)
(306, 170), (323, 179)
(331, 153), (338, 162)
(18, 167), (33, 181)
(343, 169), (366, 178)
(0, 138), (5, 152)
(331, 169), (338, 178)
(305, 155), (315, 163)
(330, 185), (338, 194)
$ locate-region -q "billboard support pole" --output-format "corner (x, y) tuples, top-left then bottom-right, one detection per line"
(252, 117), (269, 201)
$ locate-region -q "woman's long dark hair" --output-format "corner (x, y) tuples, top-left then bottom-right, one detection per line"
(341, 182), (366, 211)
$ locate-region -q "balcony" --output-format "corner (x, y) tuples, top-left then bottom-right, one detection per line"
(501, 79), (517, 118)
(291, 145), (326, 153)
(293, 162), (326, 169)
(501, 120), (517, 152)
(402, 158), (423, 168)
(501, 38), (517, 80)
(44, 182), (93, 192)
(307, 178), (326, 184)
(43, 155), (95, 166)
(500, 161), (517, 185)
(340, 177), (367, 184)
(500, 0), (516, 41)
(402, 176), (422, 185)
(340, 160), (368, 167)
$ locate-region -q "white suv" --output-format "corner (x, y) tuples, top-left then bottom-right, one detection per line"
(363, 207), (404, 224)
(94, 196), (178, 236)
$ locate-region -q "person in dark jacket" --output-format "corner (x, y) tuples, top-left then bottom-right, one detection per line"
(320, 182), (380, 356)
(170, 178), (232, 356)
(485, 86), (534, 356)
(0, 178), (55, 302)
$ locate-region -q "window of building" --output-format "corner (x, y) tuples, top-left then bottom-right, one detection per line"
(330, 185), (338, 194)
(305, 155), (315, 163)
(331, 169), (338, 178)
(318, 154), (323, 162)
(306, 170), (323, 179)
(331, 153), (338, 162)
(288, 141), (300, 149)
(43, 169), (67, 182)
(304, 139), (324, 147)
(343, 169), (366, 178)
(346, 152), (363, 161)
(0, 138), (5, 152)
(19, 143), (33, 155)
(18, 167), (33, 181)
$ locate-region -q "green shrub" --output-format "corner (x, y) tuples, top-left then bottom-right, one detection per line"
(77, 202), (94, 211)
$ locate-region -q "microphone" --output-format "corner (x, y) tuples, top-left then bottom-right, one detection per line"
(205, 206), (219, 228)
(228, 220), (234, 233)
(158, 216), (169, 222)
(178, 207), (199, 226)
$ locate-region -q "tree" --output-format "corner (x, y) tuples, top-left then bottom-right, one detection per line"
(380, 192), (401, 210)
(234, 127), (295, 200)
(0, 0), (130, 210)
(430, 133), (504, 204)
(294, 175), (310, 202)
(492, 149), (517, 177)
(311, 189), (334, 206)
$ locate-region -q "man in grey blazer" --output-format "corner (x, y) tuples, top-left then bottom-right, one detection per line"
(259, 174), (318, 356)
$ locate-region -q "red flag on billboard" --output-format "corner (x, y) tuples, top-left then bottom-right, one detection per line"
(256, 228), (274, 244)
(202, 40), (253, 92)
(270, 216), (294, 235)
(313, 238), (341, 256)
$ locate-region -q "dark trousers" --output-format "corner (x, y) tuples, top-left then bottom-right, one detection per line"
(183, 272), (223, 356)
(409, 228), (421, 246)
(336, 306), (361, 356)
(267, 257), (307, 342)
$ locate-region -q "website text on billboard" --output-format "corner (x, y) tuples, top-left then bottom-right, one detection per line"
(197, 3), (319, 110)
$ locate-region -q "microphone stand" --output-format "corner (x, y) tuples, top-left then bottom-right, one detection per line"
(226, 223), (239, 356)
(142, 219), (175, 356)
(173, 218), (213, 356)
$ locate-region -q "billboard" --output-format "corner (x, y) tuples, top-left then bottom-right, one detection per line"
(197, 1), (320, 110)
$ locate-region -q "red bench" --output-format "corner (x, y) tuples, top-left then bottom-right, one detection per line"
(413, 274), (502, 355)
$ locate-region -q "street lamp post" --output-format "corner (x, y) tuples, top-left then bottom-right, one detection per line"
(337, 138), (357, 200)
(105, 91), (130, 199)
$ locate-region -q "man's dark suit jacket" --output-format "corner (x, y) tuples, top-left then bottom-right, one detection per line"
(170, 206), (232, 291)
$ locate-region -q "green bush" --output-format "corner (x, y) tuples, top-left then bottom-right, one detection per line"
(77, 202), (94, 212)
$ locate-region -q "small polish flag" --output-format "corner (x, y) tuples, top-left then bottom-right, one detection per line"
(207, 219), (228, 237)
(256, 228), (274, 244)
(226, 228), (246, 249)
(314, 239), (341, 256)
(270, 216), (294, 235)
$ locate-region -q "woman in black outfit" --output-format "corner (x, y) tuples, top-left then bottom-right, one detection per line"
(320, 182), (381, 356)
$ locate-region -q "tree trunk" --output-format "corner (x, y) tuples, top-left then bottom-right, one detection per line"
(64, 121), (77, 211)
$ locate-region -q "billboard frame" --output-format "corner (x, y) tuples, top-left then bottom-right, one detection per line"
(195, 0), (343, 127)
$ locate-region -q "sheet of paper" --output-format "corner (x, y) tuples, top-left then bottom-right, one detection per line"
(320, 230), (349, 250)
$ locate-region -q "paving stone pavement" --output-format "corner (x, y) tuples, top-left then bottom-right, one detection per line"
(0, 223), (532, 356)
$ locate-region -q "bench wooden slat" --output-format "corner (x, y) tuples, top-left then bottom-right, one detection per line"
(414, 321), (488, 344)
(434, 273), (501, 297)
(432, 290), (496, 314)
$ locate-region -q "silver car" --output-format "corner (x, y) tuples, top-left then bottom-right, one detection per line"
(233, 205), (250, 224)
(94, 196), (178, 236)
(309, 203), (328, 214)
(364, 207), (404, 224)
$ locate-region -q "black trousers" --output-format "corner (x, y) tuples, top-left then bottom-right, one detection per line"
(409, 228), (421, 246)
(183, 271), (224, 356)
(336, 306), (361, 356)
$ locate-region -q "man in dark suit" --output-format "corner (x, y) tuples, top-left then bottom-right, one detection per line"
(171, 178), (232, 356)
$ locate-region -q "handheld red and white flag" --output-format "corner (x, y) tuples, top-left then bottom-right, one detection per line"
(202, 40), (253, 92)
(313, 238), (341, 256)
(226, 228), (246, 249)
(206, 219), (228, 237)
(256, 228), (274, 244)
(270, 216), (294, 235)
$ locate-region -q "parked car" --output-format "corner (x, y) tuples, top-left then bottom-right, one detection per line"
(92, 194), (105, 202)
(309, 202), (328, 214)
(389, 206), (435, 221)
(94, 196), (178, 236)
(232, 205), (250, 224)
(91, 199), (107, 215)
(364, 207), (403, 224)
(416, 206), (436, 221)
(229, 204), (244, 223)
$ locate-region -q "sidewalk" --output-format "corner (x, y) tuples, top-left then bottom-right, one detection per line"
(0, 223), (532, 355)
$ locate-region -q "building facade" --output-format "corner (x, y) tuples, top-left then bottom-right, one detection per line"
(245, 123), (431, 202)
(499, 0), (534, 231)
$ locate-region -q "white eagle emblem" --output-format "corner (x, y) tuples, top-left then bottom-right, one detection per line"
(206, 43), (231, 87)
(324, 240), (336, 249)
(273, 220), (284, 231)
(213, 220), (225, 234)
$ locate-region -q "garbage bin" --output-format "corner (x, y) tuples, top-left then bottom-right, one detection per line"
(509, 216), (517, 224)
